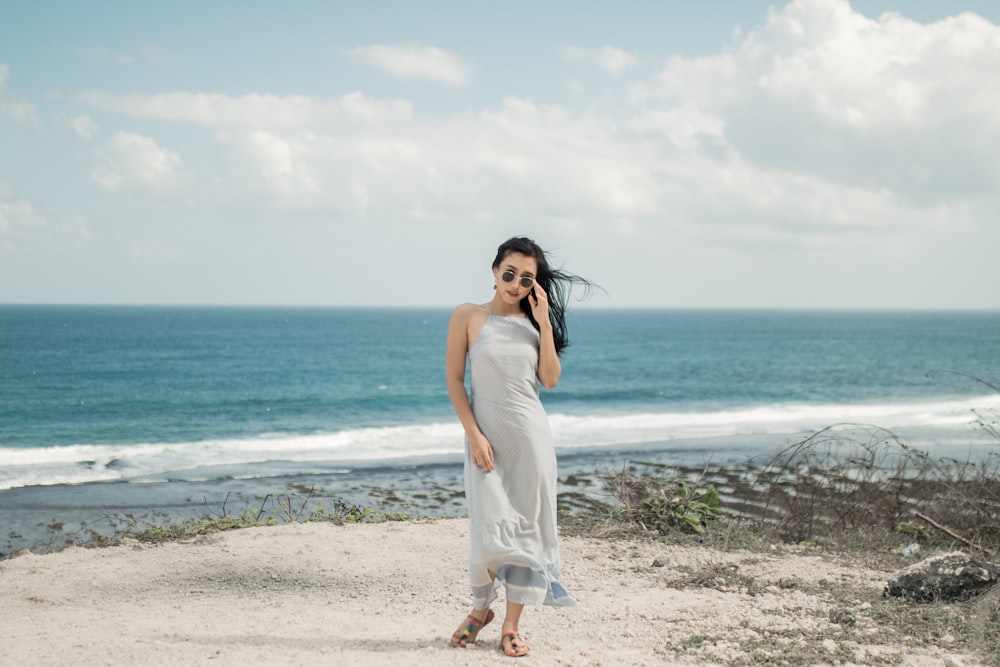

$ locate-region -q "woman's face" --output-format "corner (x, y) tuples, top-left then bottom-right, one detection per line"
(493, 252), (538, 305)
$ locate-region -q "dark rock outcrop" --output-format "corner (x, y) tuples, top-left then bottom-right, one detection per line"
(885, 551), (1000, 602)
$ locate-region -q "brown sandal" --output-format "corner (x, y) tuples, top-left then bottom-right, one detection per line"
(449, 609), (495, 647)
(499, 631), (530, 657)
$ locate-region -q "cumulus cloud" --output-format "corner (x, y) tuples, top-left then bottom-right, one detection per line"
(561, 46), (639, 74)
(347, 44), (471, 84)
(90, 132), (183, 193)
(221, 129), (324, 204)
(70, 0), (998, 256)
(630, 0), (1000, 204)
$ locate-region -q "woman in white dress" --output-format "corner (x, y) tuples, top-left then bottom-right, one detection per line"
(446, 237), (591, 657)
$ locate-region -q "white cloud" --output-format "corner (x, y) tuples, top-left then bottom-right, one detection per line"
(71, 115), (99, 140)
(561, 46), (638, 74)
(0, 64), (40, 127)
(77, 91), (413, 127)
(72, 80), (978, 252)
(90, 132), (183, 193)
(0, 186), (91, 253)
(2, 99), (40, 126)
(0, 194), (44, 238)
(222, 129), (322, 204)
(629, 105), (725, 152)
(630, 0), (1000, 204)
(347, 44), (471, 84)
(472, 98), (662, 218)
(69, 0), (999, 259)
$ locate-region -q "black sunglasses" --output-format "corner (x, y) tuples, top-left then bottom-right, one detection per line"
(501, 270), (534, 289)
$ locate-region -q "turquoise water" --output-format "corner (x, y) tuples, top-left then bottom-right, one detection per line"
(2, 305), (999, 555)
(2, 306), (999, 491)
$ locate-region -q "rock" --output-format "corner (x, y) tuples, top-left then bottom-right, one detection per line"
(829, 607), (856, 626)
(884, 551), (1000, 602)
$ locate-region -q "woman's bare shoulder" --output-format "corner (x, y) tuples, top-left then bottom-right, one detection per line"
(450, 302), (488, 322)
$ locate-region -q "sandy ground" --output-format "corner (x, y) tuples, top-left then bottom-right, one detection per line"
(0, 519), (986, 666)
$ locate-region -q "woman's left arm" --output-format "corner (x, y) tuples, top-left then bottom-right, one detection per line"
(530, 283), (561, 389)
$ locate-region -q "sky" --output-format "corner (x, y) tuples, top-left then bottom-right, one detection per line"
(1, 0), (999, 310)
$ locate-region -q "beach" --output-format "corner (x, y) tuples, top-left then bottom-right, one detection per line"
(2, 307), (998, 664)
(0, 518), (987, 666)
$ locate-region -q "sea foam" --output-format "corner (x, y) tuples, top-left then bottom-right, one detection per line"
(1, 393), (996, 491)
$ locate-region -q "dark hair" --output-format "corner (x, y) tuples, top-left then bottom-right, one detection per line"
(492, 236), (595, 355)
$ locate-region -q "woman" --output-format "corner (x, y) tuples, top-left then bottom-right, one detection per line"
(445, 236), (591, 657)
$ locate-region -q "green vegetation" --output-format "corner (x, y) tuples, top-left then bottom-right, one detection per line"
(602, 468), (723, 534)
(80, 493), (425, 548)
(13, 377), (999, 666)
(581, 397), (1000, 667)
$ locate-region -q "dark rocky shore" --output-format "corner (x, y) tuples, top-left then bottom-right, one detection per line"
(1, 441), (757, 557)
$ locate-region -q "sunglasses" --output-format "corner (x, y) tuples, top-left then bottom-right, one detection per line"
(501, 270), (534, 289)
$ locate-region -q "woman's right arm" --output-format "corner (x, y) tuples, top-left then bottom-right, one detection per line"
(446, 305), (494, 472)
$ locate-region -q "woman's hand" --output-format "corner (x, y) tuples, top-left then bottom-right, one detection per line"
(528, 280), (550, 326)
(531, 280), (561, 388)
(467, 430), (495, 472)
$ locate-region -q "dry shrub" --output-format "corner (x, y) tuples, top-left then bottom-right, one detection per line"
(735, 423), (1000, 554)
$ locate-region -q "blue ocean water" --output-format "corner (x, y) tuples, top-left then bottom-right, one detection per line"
(2, 305), (999, 494)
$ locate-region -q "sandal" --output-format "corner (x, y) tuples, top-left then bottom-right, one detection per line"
(449, 609), (495, 647)
(499, 631), (530, 657)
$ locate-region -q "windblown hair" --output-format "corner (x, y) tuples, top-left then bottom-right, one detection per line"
(491, 236), (596, 355)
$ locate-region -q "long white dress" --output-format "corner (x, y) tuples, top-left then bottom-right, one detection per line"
(464, 313), (576, 609)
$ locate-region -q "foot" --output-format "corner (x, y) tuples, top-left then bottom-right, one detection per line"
(449, 609), (494, 648)
(499, 631), (530, 657)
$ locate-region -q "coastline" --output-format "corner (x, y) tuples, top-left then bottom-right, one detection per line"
(5, 431), (996, 559)
(0, 518), (985, 666)
(0, 441), (763, 558)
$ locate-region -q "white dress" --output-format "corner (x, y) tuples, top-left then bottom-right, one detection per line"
(464, 313), (576, 609)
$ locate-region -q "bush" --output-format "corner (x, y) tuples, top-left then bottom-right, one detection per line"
(603, 468), (723, 534)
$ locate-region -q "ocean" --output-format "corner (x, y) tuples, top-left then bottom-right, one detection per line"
(2, 306), (999, 554)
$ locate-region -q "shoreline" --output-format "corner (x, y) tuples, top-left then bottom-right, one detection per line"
(0, 441), (764, 558)
(0, 518), (987, 666)
(4, 432), (997, 559)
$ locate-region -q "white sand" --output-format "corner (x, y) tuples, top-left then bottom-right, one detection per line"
(0, 519), (985, 666)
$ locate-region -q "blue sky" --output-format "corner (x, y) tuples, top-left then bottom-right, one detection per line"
(2, 0), (999, 308)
